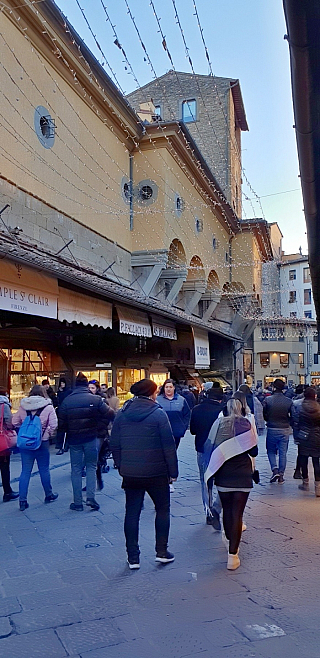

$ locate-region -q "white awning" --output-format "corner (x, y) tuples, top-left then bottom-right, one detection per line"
(193, 327), (210, 368)
(116, 305), (152, 337)
(58, 288), (112, 329)
(151, 316), (177, 340)
(0, 259), (58, 319)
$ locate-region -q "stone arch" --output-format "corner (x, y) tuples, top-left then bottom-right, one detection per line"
(187, 255), (205, 282)
(223, 281), (245, 294)
(206, 269), (220, 293)
(168, 239), (187, 269)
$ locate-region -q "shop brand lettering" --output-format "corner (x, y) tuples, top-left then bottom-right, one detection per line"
(197, 346), (208, 357)
(27, 293), (49, 306)
(120, 320), (152, 337)
(153, 324), (177, 340)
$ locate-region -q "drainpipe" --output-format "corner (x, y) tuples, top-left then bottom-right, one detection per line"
(229, 235), (233, 283)
(129, 153), (134, 231)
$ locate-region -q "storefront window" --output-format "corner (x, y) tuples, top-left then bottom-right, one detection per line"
(82, 370), (112, 388)
(117, 368), (145, 406)
(260, 353), (270, 368)
(149, 372), (170, 391)
(2, 348), (58, 410)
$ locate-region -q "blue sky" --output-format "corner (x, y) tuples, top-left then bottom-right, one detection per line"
(55, 0), (306, 255)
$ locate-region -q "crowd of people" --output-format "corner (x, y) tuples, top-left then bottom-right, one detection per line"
(0, 373), (319, 572)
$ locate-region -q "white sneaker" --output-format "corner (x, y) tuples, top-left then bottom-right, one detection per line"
(227, 553), (240, 570)
(127, 560), (140, 570)
(242, 523), (247, 531)
(169, 483), (175, 493)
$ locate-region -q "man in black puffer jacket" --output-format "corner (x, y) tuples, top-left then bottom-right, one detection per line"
(58, 372), (113, 511)
(110, 378), (178, 569)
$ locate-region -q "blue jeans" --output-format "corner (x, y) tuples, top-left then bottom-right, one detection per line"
(197, 452), (222, 517)
(19, 441), (52, 501)
(69, 439), (98, 505)
(266, 429), (290, 475)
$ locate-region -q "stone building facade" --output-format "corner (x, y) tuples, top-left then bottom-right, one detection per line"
(127, 71), (248, 217)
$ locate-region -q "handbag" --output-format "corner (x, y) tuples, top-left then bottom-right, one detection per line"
(0, 403), (17, 453)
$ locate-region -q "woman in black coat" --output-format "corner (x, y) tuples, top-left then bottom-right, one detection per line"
(295, 387), (320, 496)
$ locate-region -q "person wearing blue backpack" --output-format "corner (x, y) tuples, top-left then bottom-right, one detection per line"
(13, 385), (58, 511)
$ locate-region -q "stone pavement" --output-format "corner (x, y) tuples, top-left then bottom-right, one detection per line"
(1, 433), (320, 657)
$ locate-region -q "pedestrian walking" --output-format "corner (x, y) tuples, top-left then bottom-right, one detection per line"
(293, 387), (320, 496)
(263, 378), (293, 483)
(292, 385), (305, 479)
(156, 379), (190, 449)
(198, 381), (213, 404)
(106, 387), (120, 413)
(110, 378), (178, 569)
(205, 398), (258, 570)
(180, 383), (196, 410)
(88, 380), (107, 401)
(238, 384), (265, 435)
(42, 379), (58, 409)
(190, 386), (224, 529)
(55, 378), (72, 454)
(0, 387), (19, 503)
(88, 379), (115, 489)
(13, 385), (58, 510)
(58, 372), (111, 511)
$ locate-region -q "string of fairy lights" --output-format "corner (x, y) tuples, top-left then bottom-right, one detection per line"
(0, 0), (312, 337)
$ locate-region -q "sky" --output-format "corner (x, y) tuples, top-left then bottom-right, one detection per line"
(55, 0), (307, 256)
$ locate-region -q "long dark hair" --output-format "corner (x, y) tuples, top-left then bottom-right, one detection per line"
(29, 385), (49, 398)
(159, 378), (176, 396)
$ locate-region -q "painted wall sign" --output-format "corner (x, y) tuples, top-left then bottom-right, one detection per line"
(0, 261), (58, 319)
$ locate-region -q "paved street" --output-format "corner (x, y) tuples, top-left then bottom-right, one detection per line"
(1, 433), (320, 657)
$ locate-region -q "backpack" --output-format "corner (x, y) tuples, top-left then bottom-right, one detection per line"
(17, 409), (43, 450)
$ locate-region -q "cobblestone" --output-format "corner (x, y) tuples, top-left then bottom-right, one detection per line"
(1, 434), (320, 656)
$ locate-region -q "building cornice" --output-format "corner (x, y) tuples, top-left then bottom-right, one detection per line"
(3, 0), (142, 150)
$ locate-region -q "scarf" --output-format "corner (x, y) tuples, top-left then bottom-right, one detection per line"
(204, 415), (257, 483)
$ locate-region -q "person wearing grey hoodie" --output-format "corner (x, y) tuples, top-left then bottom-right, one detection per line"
(0, 387), (19, 503)
(13, 385), (58, 510)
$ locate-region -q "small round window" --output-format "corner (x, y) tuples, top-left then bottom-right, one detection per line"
(140, 185), (153, 200)
(137, 179), (158, 205)
(34, 106), (55, 149)
(121, 177), (132, 204)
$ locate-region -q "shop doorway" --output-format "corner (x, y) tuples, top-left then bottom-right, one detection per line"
(149, 372), (170, 391)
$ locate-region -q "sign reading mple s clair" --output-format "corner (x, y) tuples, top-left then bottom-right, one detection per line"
(0, 261), (58, 319)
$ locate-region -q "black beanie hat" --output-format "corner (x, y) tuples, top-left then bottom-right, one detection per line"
(130, 378), (157, 397)
(273, 378), (285, 391)
(75, 372), (88, 387)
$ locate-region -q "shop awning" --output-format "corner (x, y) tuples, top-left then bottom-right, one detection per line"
(116, 305), (152, 337)
(151, 315), (177, 340)
(0, 259), (58, 319)
(193, 327), (210, 368)
(58, 288), (112, 329)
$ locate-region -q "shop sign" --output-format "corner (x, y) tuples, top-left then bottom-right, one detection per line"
(152, 318), (177, 340)
(116, 305), (152, 338)
(193, 328), (210, 368)
(0, 261), (58, 319)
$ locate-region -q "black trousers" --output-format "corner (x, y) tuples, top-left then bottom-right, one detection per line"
(300, 454), (320, 481)
(219, 491), (250, 555)
(0, 454), (12, 495)
(122, 476), (170, 562)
